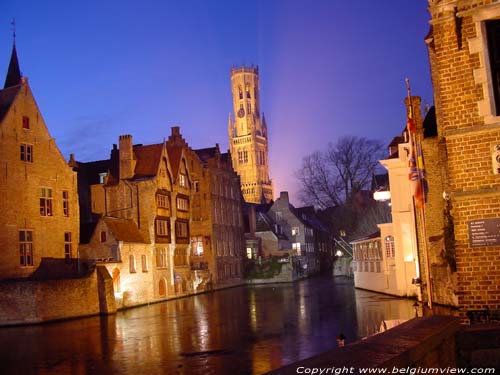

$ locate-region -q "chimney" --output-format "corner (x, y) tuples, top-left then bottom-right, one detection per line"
(119, 134), (135, 180)
(404, 96), (423, 135)
(171, 126), (180, 137)
(249, 205), (256, 239)
(279, 191), (289, 204)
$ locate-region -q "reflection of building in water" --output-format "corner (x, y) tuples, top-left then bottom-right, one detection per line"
(354, 289), (414, 338)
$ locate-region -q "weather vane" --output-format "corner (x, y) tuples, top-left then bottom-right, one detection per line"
(11, 18), (16, 45)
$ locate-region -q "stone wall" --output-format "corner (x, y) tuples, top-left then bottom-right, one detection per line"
(0, 265), (115, 326)
(265, 316), (460, 374)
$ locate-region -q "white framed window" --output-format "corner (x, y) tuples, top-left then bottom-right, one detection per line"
(19, 230), (34, 266)
(64, 232), (72, 258)
(156, 219), (170, 237)
(176, 196), (189, 211)
(179, 173), (187, 187)
(157, 194), (170, 209)
(385, 236), (395, 258)
(40, 187), (53, 216)
(62, 191), (69, 217)
(291, 227), (299, 236)
(191, 236), (204, 256)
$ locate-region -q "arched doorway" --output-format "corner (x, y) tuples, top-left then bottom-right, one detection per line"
(159, 278), (167, 297)
(112, 268), (121, 293)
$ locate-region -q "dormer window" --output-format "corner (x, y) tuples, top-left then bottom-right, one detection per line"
(179, 173), (187, 187)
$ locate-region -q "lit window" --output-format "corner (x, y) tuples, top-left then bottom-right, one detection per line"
(156, 219), (170, 237)
(292, 242), (301, 250)
(156, 249), (167, 268)
(385, 236), (395, 258)
(64, 232), (72, 258)
(246, 247), (253, 259)
(291, 227), (299, 236)
(191, 236), (203, 256)
(20, 144), (33, 162)
(157, 194), (170, 209)
(179, 173), (187, 187)
(62, 191), (69, 217)
(176, 196), (189, 211)
(22, 116), (30, 129)
(39, 188), (53, 216)
(19, 230), (33, 266)
(129, 255), (136, 273)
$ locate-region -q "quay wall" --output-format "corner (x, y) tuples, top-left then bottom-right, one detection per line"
(0, 265), (115, 326)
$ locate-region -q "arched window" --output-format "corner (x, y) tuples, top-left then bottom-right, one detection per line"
(112, 268), (121, 293)
(238, 86), (243, 99)
(159, 278), (166, 297)
(245, 84), (251, 98)
(385, 236), (395, 258)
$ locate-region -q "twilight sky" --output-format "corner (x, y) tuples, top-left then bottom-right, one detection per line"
(0, 0), (433, 203)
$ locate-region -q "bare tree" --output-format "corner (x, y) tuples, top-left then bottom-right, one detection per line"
(296, 136), (386, 208)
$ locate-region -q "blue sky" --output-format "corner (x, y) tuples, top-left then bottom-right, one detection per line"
(0, 0), (433, 202)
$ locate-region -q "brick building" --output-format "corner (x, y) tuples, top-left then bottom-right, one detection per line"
(0, 44), (80, 280)
(420, 0), (500, 317)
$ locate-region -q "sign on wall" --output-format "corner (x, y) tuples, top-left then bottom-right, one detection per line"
(468, 218), (500, 247)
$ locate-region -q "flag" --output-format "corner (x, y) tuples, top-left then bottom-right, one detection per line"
(407, 124), (427, 209)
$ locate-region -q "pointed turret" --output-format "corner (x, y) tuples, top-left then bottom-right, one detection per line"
(4, 44), (21, 89)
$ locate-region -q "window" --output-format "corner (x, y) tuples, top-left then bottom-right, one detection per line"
(247, 103), (252, 114)
(20, 144), (33, 162)
(487, 20), (500, 115)
(141, 255), (148, 272)
(175, 220), (189, 239)
(246, 247), (253, 259)
(245, 84), (251, 99)
(176, 196), (189, 211)
(129, 255), (136, 273)
(385, 236), (395, 258)
(238, 150), (248, 164)
(238, 85), (243, 100)
(194, 181), (199, 193)
(39, 188), (53, 216)
(64, 232), (72, 258)
(159, 278), (167, 296)
(62, 191), (69, 217)
(22, 116), (30, 129)
(157, 194), (170, 209)
(275, 211), (282, 221)
(292, 242), (301, 250)
(100, 231), (107, 243)
(179, 173), (187, 187)
(98, 172), (107, 184)
(19, 230), (33, 266)
(156, 218), (170, 237)
(191, 236), (203, 256)
(156, 248), (167, 268)
(291, 227), (299, 236)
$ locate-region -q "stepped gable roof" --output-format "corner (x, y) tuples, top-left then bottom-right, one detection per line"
(423, 106), (437, 138)
(103, 217), (147, 243)
(4, 44), (21, 89)
(0, 84), (21, 123)
(133, 143), (163, 179)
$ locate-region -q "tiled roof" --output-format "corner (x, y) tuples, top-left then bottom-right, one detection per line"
(195, 147), (217, 162)
(166, 145), (183, 179)
(103, 217), (147, 243)
(133, 143), (163, 179)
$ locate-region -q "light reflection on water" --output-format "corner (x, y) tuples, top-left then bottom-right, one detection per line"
(0, 276), (415, 374)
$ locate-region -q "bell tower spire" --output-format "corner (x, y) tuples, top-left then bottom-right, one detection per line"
(4, 18), (22, 89)
(228, 65), (274, 203)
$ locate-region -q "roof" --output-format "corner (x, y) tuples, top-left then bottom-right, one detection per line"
(133, 143), (163, 179)
(4, 44), (21, 89)
(255, 212), (289, 240)
(195, 146), (218, 162)
(0, 84), (21, 123)
(166, 145), (183, 178)
(350, 230), (381, 244)
(423, 106), (437, 138)
(102, 217), (146, 243)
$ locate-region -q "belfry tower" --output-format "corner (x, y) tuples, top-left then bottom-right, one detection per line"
(228, 66), (273, 203)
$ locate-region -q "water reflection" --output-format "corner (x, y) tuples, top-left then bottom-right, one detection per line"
(0, 276), (415, 375)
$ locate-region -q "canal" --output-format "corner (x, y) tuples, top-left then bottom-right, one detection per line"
(0, 276), (415, 375)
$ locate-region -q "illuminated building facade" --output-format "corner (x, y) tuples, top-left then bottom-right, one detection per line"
(421, 0), (500, 317)
(228, 66), (274, 203)
(0, 44), (80, 280)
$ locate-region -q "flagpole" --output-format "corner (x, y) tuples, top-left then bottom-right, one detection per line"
(405, 78), (433, 310)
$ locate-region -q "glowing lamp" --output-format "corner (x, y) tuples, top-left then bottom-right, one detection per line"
(373, 190), (391, 201)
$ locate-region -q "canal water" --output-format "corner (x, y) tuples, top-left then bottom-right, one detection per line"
(0, 276), (415, 375)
